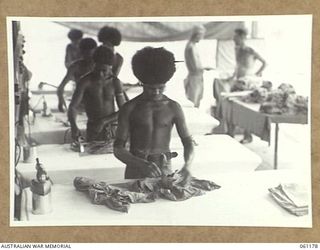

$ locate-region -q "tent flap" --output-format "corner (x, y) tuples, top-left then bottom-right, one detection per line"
(56, 21), (245, 42)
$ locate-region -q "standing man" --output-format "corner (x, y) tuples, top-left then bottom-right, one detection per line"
(231, 28), (267, 81)
(68, 46), (126, 142)
(231, 28), (267, 143)
(184, 25), (213, 108)
(65, 29), (83, 68)
(57, 38), (97, 112)
(114, 47), (195, 179)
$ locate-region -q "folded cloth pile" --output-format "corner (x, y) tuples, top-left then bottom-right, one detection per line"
(241, 81), (272, 103)
(81, 140), (114, 155)
(74, 172), (221, 213)
(70, 140), (114, 155)
(230, 76), (264, 92)
(268, 183), (309, 216)
(240, 82), (308, 115)
(259, 83), (308, 115)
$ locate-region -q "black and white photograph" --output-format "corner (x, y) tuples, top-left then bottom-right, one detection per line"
(8, 15), (312, 227)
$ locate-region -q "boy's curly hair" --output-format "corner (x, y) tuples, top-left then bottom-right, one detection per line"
(92, 46), (114, 65)
(68, 29), (83, 41)
(131, 47), (176, 84)
(234, 28), (248, 37)
(79, 38), (97, 52)
(98, 26), (122, 46)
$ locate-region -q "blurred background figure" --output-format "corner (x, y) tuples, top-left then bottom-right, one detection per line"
(184, 25), (214, 108)
(57, 38), (97, 112)
(68, 46), (126, 142)
(230, 28), (267, 143)
(232, 28), (266, 80)
(65, 29), (83, 68)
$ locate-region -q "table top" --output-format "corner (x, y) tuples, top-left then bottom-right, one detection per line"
(15, 169), (312, 227)
(29, 106), (219, 145)
(16, 135), (262, 184)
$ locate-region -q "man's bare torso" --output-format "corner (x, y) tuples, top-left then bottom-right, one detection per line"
(70, 59), (94, 82)
(128, 95), (177, 154)
(82, 73), (116, 122)
(235, 46), (257, 78)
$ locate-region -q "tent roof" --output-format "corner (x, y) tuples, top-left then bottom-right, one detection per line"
(57, 21), (244, 42)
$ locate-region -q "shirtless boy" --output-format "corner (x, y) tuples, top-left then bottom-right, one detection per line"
(68, 46), (126, 142)
(113, 47), (195, 179)
(57, 38), (97, 112)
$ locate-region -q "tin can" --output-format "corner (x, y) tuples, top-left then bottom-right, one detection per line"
(32, 192), (52, 215)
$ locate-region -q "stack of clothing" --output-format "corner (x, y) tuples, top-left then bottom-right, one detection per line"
(70, 140), (115, 155)
(242, 83), (308, 115)
(241, 81), (272, 103)
(268, 183), (309, 216)
(74, 172), (221, 213)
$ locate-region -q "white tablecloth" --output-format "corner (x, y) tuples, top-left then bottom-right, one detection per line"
(17, 135), (262, 185)
(16, 169), (312, 228)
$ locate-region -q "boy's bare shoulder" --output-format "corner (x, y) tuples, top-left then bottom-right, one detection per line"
(120, 94), (142, 112)
(167, 98), (182, 109)
(77, 72), (94, 87)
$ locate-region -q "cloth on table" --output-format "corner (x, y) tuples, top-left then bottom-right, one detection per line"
(268, 183), (309, 216)
(81, 140), (114, 155)
(86, 121), (117, 142)
(213, 77), (264, 119)
(74, 172), (221, 213)
(213, 78), (232, 120)
(260, 92), (308, 115)
(230, 76), (262, 92)
(70, 140), (115, 155)
(231, 100), (271, 143)
(241, 83), (308, 115)
(213, 84), (272, 142)
(70, 123), (117, 154)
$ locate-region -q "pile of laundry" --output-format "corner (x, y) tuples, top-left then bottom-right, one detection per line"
(70, 140), (115, 155)
(241, 81), (272, 103)
(268, 183), (309, 216)
(74, 171), (221, 213)
(242, 83), (308, 115)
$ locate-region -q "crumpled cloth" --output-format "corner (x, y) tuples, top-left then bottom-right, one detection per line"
(74, 172), (221, 213)
(268, 183), (309, 216)
(70, 140), (114, 155)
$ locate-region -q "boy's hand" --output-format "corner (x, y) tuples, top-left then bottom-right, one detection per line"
(140, 161), (162, 178)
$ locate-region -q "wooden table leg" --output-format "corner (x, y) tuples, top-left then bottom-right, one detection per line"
(274, 123), (279, 170)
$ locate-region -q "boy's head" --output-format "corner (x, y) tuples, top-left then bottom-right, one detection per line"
(68, 29), (83, 43)
(79, 38), (97, 57)
(92, 45), (114, 65)
(98, 26), (122, 46)
(233, 28), (248, 45)
(131, 47), (176, 85)
(93, 46), (114, 78)
(191, 25), (206, 42)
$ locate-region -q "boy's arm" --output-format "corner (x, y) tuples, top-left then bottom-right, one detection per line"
(252, 49), (267, 76)
(67, 79), (87, 140)
(114, 77), (126, 108)
(173, 102), (195, 169)
(65, 45), (73, 68)
(57, 66), (75, 112)
(112, 53), (124, 77)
